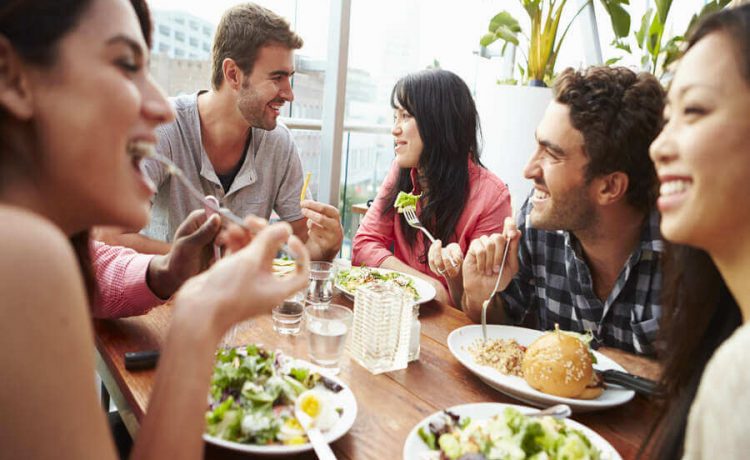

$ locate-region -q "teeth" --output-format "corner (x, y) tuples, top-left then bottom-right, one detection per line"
(534, 189), (550, 200)
(660, 180), (691, 196)
(127, 141), (156, 159)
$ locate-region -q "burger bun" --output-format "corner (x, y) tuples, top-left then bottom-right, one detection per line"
(522, 331), (594, 398)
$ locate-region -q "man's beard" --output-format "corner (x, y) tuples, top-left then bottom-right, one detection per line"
(237, 84), (277, 131)
(530, 182), (596, 233)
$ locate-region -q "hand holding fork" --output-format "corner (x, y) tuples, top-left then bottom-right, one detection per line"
(403, 207), (461, 277)
(463, 217), (522, 340)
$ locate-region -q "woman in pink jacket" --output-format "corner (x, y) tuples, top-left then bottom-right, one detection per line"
(353, 69), (511, 306)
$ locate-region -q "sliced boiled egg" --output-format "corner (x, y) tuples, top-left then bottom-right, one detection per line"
(277, 417), (307, 445)
(294, 388), (340, 432)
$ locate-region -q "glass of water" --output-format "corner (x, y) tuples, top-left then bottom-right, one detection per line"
(306, 261), (334, 308)
(272, 291), (305, 335)
(305, 303), (353, 374)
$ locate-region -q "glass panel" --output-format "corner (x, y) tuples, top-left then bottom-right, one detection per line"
(339, 131), (394, 259)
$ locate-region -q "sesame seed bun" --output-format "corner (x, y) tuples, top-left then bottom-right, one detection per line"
(522, 331), (594, 398)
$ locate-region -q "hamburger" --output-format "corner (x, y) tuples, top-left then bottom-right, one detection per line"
(522, 327), (603, 399)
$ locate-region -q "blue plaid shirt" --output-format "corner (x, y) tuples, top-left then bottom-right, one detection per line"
(499, 197), (663, 355)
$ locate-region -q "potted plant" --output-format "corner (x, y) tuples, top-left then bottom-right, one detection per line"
(609, 0), (730, 81)
(479, 0), (630, 87)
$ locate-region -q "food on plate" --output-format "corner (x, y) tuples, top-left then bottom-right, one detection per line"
(272, 258), (297, 277)
(522, 328), (599, 399)
(468, 338), (526, 377)
(336, 266), (419, 301)
(417, 406), (603, 460)
(205, 345), (343, 445)
(295, 389), (340, 431)
(394, 191), (421, 213)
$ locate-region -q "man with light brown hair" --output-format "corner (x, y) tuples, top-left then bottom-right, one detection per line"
(100, 3), (343, 262)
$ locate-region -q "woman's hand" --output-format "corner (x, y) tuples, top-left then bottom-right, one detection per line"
(175, 222), (310, 336)
(428, 240), (463, 278)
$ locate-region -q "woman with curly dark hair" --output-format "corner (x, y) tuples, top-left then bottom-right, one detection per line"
(352, 69), (512, 307)
(645, 4), (750, 458)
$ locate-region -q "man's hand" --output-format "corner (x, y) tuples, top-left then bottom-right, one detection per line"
(146, 210), (222, 299)
(301, 200), (343, 261)
(462, 217), (521, 314)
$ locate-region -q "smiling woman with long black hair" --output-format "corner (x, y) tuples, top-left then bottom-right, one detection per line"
(352, 69), (512, 307)
(644, 4), (750, 459)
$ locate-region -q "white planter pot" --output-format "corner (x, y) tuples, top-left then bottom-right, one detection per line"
(476, 85), (552, 210)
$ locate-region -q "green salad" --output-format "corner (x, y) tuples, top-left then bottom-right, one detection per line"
(394, 191), (421, 213)
(336, 266), (420, 301)
(205, 345), (343, 446)
(418, 407), (604, 460)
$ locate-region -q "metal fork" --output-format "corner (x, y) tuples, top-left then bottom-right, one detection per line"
(481, 237), (510, 343)
(402, 207), (437, 244)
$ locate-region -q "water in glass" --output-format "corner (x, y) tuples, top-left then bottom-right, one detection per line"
(305, 304), (352, 374)
(272, 299), (304, 335)
(307, 261), (334, 307)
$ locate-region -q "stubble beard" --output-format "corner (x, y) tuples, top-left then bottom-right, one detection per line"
(237, 84), (277, 131)
(530, 183), (597, 233)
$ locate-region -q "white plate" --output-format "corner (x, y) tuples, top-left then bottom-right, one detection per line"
(203, 360), (357, 455)
(448, 325), (635, 412)
(403, 402), (622, 460)
(335, 267), (437, 305)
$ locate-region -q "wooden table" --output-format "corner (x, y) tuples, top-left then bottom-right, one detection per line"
(95, 299), (660, 459)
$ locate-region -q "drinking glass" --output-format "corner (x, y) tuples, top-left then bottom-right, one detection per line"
(306, 261), (334, 308)
(304, 304), (353, 374)
(272, 291), (305, 335)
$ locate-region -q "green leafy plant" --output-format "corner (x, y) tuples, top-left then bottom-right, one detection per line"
(480, 0), (630, 86)
(611, 0), (730, 79)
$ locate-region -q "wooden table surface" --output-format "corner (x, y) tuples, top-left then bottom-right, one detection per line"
(94, 298), (661, 460)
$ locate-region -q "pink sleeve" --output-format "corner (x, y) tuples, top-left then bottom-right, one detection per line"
(90, 241), (163, 318)
(352, 163), (398, 267)
(471, 179), (512, 238)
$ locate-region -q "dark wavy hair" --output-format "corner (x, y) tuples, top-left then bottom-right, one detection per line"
(0, 0), (154, 301)
(641, 5), (750, 459)
(553, 66), (664, 213)
(381, 69), (484, 264)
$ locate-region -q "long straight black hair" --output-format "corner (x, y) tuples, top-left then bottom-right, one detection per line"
(641, 5), (750, 458)
(382, 69), (484, 264)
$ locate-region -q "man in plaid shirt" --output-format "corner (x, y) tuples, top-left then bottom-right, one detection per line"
(461, 66), (665, 355)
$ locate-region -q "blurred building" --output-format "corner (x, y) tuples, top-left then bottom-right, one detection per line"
(151, 10), (214, 60)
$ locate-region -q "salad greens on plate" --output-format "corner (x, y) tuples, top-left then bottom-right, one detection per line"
(335, 266), (420, 301)
(205, 345), (343, 446)
(418, 406), (603, 460)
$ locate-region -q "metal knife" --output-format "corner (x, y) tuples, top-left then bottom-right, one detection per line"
(596, 368), (663, 397)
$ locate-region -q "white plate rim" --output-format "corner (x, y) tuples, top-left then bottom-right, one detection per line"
(402, 402), (622, 460)
(447, 325), (635, 412)
(202, 359), (358, 455)
(335, 266), (437, 305)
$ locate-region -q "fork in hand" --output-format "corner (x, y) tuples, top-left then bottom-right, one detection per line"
(402, 207), (436, 244)
(403, 207), (459, 275)
(481, 236), (511, 343)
